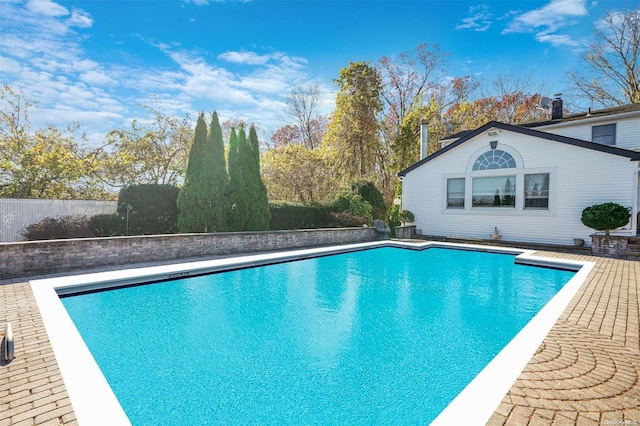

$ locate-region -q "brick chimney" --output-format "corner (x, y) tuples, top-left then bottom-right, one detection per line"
(551, 94), (563, 120)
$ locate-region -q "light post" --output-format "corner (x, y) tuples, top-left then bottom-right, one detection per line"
(119, 203), (132, 236)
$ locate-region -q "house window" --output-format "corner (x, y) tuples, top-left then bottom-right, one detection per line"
(592, 123), (616, 145)
(472, 150), (516, 171)
(447, 178), (465, 208)
(524, 173), (549, 209)
(472, 176), (516, 207)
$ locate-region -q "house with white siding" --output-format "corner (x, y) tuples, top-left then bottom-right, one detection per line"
(398, 100), (640, 246)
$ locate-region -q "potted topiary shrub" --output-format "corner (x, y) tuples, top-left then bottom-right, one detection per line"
(580, 202), (631, 236)
(399, 210), (415, 226)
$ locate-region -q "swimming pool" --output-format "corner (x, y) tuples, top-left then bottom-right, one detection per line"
(31, 241), (594, 425)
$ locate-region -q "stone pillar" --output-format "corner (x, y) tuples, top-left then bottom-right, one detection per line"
(394, 225), (416, 239)
(590, 234), (629, 257)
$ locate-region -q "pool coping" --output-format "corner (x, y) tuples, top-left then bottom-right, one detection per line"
(28, 240), (594, 425)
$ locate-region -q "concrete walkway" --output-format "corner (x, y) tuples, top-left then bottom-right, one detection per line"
(1, 251), (638, 425)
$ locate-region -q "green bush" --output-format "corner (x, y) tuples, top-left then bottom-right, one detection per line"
(388, 181), (402, 235)
(350, 181), (386, 220)
(330, 190), (373, 224)
(581, 202), (630, 235)
(269, 202), (372, 229)
(327, 212), (369, 227)
(269, 203), (333, 230)
(118, 184), (180, 235)
(399, 210), (415, 223)
(90, 213), (125, 237)
(21, 215), (94, 241)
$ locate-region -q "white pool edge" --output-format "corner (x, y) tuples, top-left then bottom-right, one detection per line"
(29, 240), (592, 426)
(432, 252), (595, 425)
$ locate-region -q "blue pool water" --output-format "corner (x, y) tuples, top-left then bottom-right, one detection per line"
(61, 247), (575, 425)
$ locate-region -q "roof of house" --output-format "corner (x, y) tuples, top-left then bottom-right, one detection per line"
(398, 120), (640, 177)
(441, 103), (640, 142)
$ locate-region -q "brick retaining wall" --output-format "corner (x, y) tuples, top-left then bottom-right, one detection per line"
(0, 228), (377, 280)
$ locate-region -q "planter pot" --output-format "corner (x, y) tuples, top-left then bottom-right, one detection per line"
(573, 238), (585, 247)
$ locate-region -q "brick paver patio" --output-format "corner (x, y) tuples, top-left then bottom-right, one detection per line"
(1, 250), (639, 425)
(489, 253), (640, 425)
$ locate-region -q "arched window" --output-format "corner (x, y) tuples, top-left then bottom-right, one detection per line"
(472, 150), (516, 170)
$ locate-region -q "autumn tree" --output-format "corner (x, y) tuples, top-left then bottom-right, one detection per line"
(284, 85), (323, 149)
(0, 84), (107, 199)
(488, 73), (549, 123)
(323, 62), (383, 185)
(99, 102), (192, 189)
(262, 144), (337, 202)
(442, 73), (549, 137)
(269, 125), (302, 148)
(568, 8), (640, 107)
(177, 113), (214, 232)
(377, 43), (448, 144)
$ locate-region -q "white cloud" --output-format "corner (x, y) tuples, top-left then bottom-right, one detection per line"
(536, 32), (580, 47)
(0, 1), (125, 134)
(80, 70), (116, 86)
(26, 0), (68, 17)
(68, 8), (93, 28)
(502, 0), (587, 47)
(218, 50), (271, 65)
(2, 0), (321, 139)
(504, 0), (587, 33)
(166, 50), (257, 104)
(0, 55), (21, 74)
(73, 59), (99, 72)
(148, 44), (325, 130)
(456, 5), (492, 32)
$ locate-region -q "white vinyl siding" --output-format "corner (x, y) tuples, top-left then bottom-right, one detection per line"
(536, 115), (640, 150)
(402, 131), (637, 246)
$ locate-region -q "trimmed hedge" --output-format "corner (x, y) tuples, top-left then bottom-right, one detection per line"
(21, 215), (94, 241)
(90, 213), (125, 237)
(269, 202), (369, 230)
(269, 203), (333, 230)
(118, 184), (180, 235)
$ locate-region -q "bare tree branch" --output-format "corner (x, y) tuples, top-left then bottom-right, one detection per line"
(284, 85), (321, 149)
(568, 8), (640, 107)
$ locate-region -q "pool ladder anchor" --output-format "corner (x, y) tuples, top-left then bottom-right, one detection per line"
(3, 322), (14, 363)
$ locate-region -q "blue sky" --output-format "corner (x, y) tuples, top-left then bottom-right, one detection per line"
(0, 0), (635, 142)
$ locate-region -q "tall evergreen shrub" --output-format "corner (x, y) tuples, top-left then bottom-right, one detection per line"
(118, 184), (180, 235)
(227, 127), (244, 230)
(227, 126), (271, 231)
(246, 125), (271, 230)
(177, 113), (213, 232)
(208, 111), (231, 231)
